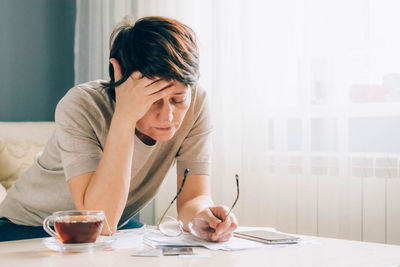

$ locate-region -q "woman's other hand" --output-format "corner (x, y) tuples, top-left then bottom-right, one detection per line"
(189, 205), (238, 242)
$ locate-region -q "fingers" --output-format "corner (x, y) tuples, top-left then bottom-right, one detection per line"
(129, 73), (175, 97)
(209, 206), (238, 242)
(148, 83), (177, 103)
(108, 60), (175, 96)
(189, 218), (215, 241)
(109, 58), (150, 88)
(211, 216), (237, 241)
(189, 207), (237, 243)
(146, 79), (175, 95)
(203, 208), (222, 230)
(213, 231), (234, 242)
(209, 205), (229, 221)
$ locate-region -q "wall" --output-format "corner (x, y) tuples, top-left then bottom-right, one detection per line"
(0, 0), (76, 121)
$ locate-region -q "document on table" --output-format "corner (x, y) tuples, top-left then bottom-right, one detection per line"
(143, 227), (312, 251)
(111, 227), (146, 249)
(110, 226), (315, 251)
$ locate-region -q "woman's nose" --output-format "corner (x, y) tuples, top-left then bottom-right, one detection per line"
(158, 102), (173, 122)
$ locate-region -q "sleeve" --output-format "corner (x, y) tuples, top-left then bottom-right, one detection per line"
(54, 88), (103, 180)
(176, 90), (213, 176)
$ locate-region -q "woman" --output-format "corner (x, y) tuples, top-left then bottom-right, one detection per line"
(0, 16), (237, 242)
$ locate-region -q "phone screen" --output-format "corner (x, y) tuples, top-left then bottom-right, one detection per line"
(162, 247), (194, 256)
(235, 230), (299, 242)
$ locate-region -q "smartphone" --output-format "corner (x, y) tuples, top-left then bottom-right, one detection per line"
(234, 230), (299, 244)
(162, 247), (194, 256)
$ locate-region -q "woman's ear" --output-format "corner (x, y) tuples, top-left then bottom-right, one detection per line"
(110, 58), (122, 81)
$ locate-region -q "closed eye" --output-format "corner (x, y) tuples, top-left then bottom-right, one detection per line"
(171, 97), (187, 104)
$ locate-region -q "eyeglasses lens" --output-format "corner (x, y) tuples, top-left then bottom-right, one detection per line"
(158, 216), (183, 237)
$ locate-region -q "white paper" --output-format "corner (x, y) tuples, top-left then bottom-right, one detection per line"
(111, 227), (146, 249)
(143, 227), (311, 251)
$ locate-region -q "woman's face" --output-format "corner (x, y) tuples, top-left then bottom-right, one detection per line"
(136, 81), (191, 142)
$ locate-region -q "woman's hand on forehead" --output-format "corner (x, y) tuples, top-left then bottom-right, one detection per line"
(110, 59), (178, 123)
(129, 72), (177, 93)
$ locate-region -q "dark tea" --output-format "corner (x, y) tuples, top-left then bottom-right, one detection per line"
(54, 215), (104, 244)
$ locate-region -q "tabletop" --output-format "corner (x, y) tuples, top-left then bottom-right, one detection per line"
(1, 229), (400, 267)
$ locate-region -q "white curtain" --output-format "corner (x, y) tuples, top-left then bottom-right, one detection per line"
(74, 0), (133, 84)
(76, 0), (400, 244)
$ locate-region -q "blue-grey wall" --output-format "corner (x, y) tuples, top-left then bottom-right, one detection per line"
(0, 0), (76, 121)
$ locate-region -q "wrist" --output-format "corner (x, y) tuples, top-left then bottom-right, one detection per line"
(112, 110), (137, 129)
(178, 196), (213, 224)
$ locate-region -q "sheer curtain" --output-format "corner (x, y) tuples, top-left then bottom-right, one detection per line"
(74, 0), (132, 84)
(75, 0), (400, 244)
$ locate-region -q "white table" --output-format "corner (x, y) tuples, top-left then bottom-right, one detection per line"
(1, 231), (400, 267)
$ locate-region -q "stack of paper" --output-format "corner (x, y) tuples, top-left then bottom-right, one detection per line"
(143, 227), (302, 251)
(111, 226), (313, 251)
(111, 227), (146, 249)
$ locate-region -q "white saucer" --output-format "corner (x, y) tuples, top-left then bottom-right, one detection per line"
(42, 236), (116, 252)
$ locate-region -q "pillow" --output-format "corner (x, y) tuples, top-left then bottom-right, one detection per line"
(0, 184), (6, 204)
(0, 139), (44, 189)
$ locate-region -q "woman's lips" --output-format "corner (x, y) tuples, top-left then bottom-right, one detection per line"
(155, 127), (172, 131)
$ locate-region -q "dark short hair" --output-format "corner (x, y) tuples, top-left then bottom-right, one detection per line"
(102, 16), (200, 101)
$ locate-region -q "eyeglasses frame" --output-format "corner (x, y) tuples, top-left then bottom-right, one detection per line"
(156, 170), (240, 234)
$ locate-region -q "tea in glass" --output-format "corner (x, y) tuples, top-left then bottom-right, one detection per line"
(43, 210), (105, 244)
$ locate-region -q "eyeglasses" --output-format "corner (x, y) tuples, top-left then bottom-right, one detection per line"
(224, 174), (239, 221)
(156, 168), (189, 237)
(156, 170), (240, 240)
